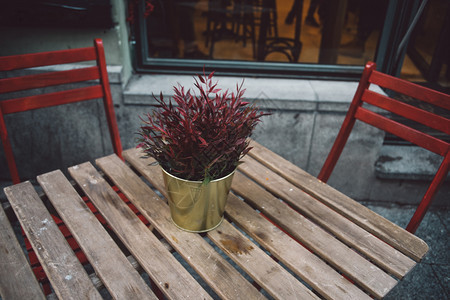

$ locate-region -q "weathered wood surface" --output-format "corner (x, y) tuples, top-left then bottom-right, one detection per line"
(122, 147), (427, 299)
(230, 169), (396, 298)
(70, 160), (212, 300)
(0, 202), (45, 300)
(247, 140), (428, 261)
(236, 157), (416, 279)
(121, 151), (317, 297)
(4, 181), (102, 300)
(208, 219), (320, 300)
(225, 193), (372, 300)
(99, 150), (317, 300)
(2, 144), (428, 299)
(118, 150), (315, 299)
(124, 148), (374, 299)
(99, 153), (263, 300)
(37, 170), (156, 300)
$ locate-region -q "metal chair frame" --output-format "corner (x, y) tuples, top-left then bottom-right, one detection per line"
(0, 38), (123, 184)
(318, 61), (449, 233)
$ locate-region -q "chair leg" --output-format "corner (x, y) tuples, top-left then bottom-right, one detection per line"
(0, 110), (21, 184)
(406, 153), (449, 233)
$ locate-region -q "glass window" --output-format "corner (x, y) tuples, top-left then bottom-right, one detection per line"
(138, 0), (387, 61)
(132, 0), (442, 83)
(403, 0), (450, 85)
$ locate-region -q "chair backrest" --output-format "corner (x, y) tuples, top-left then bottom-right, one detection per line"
(318, 61), (449, 234)
(0, 39), (123, 184)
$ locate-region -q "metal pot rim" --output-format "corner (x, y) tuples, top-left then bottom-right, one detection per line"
(160, 166), (236, 184)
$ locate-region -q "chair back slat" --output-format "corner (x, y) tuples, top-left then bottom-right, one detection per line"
(0, 67), (100, 94)
(369, 70), (450, 110)
(362, 90), (450, 135)
(0, 39), (122, 185)
(1, 86), (104, 114)
(355, 107), (449, 156)
(319, 61), (450, 234)
(0, 47), (96, 71)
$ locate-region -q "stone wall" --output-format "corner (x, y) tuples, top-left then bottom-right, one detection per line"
(0, 0), (133, 86)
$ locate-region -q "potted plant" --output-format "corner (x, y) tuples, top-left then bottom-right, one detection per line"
(137, 71), (266, 232)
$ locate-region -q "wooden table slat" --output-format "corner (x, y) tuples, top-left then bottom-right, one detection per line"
(100, 152), (263, 300)
(208, 219), (320, 300)
(70, 160), (212, 300)
(0, 202), (46, 300)
(4, 181), (102, 300)
(231, 170), (398, 298)
(225, 194), (372, 300)
(237, 157), (416, 279)
(37, 170), (157, 300)
(247, 140), (428, 261)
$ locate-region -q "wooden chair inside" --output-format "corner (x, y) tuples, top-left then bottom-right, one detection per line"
(318, 61), (449, 234)
(0, 39), (149, 294)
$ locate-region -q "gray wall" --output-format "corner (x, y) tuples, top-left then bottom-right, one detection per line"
(0, 0), (133, 86)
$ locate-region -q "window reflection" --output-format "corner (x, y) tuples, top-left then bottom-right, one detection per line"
(404, 0), (449, 85)
(139, 0), (448, 87)
(144, 0), (388, 65)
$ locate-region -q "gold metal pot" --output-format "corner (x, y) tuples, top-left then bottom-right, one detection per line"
(161, 168), (235, 232)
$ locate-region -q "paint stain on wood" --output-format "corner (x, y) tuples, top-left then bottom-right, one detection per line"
(171, 235), (179, 243)
(254, 231), (267, 241)
(219, 232), (254, 255)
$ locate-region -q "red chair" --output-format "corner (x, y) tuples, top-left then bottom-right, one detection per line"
(318, 61), (449, 234)
(0, 38), (122, 183)
(0, 39), (149, 295)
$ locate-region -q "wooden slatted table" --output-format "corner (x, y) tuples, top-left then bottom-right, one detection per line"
(2, 141), (428, 299)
